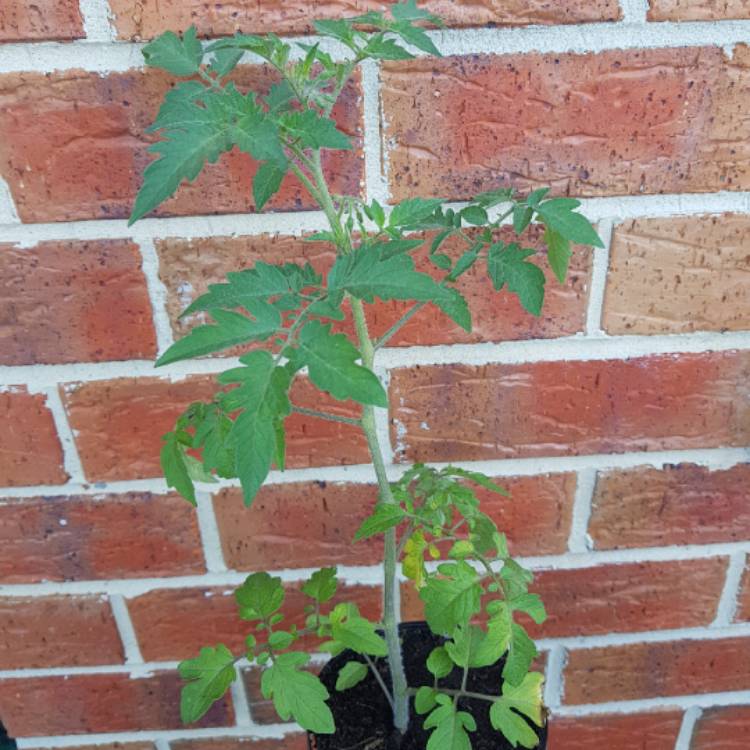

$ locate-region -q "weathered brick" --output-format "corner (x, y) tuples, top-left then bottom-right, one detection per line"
(649, 0), (750, 21)
(603, 215), (750, 335)
(59, 744), (155, 750)
(0, 240), (156, 365)
(548, 711), (683, 750)
(0, 0), (83, 41)
(0, 596), (123, 669)
(737, 562), (750, 622)
(390, 351), (750, 463)
(61, 375), (367, 482)
(108, 0), (620, 40)
(0, 68), (362, 223)
(129, 584), (381, 661)
(0, 492), (204, 583)
(0, 387), (67, 487)
(590, 463), (750, 550)
(382, 46), (750, 202)
(691, 705), (750, 749)
(0, 672), (233, 736)
(563, 636), (750, 704)
(173, 738), (307, 750)
(156, 227), (591, 348)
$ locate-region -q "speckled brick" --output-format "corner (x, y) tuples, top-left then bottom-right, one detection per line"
(0, 68), (362, 223)
(173, 738), (307, 750)
(649, 0), (750, 20)
(548, 712), (683, 749)
(390, 351), (750, 463)
(382, 46), (750, 202)
(0, 0), (83, 41)
(590, 463), (750, 549)
(61, 375), (367, 482)
(156, 226), (591, 348)
(0, 387), (67, 487)
(603, 215), (750, 334)
(691, 706), (750, 748)
(563, 636), (750, 704)
(0, 492), (204, 583)
(108, 0), (620, 40)
(0, 596), (123, 669)
(0, 240), (157, 365)
(0, 672), (233, 736)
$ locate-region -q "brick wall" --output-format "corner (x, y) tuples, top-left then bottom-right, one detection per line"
(1, 2), (749, 749)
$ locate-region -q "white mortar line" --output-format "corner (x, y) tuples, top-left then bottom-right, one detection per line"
(620, 0), (650, 24)
(712, 552), (747, 627)
(230, 677), (255, 728)
(109, 594), (144, 664)
(585, 219), (613, 336)
(360, 58), (389, 206)
(138, 237), (176, 355)
(675, 706), (702, 750)
(0, 176), (20, 224)
(195, 491), (229, 573)
(78, 0), (115, 42)
(542, 645), (566, 709)
(33, 386), (86, 484)
(567, 469), (596, 553)
(154, 739), (171, 750)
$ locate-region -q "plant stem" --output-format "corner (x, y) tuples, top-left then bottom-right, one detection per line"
(291, 406), (361, 426)
(363, 654), (395, 711)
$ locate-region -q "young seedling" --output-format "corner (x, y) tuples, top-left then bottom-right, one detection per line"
(129, 3), (603, 748)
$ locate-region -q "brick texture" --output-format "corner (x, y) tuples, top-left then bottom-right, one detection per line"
(691, 705), (750, 749)
(0, 596), (123, 669)
(547, 711), (683, 750)
(0, 240), (156, 365)
(563, 636), (750, 704)
(0, 69), (362, 223)
(649, 0), (750, 21)
(173, 738), (308, 750)
(590, 463), (750, 549)
(382, 46), (750, 202)
(107, 0), (621, 40)
(0, 387), (67, 487)
(0, 492), (204, 583)
(737, 562), (750, 622)
(390, 351), (750, 463)
(0, 672), (233, 736)
(603, 215), (750, 335)
(0, 0), (83, 42)
(156, 226), (591, 348)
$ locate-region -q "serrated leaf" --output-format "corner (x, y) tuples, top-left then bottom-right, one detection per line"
(364, 36), (415, 60)
(511, 593), (547, 625)
(460, 205), (488, 226)
(209, 46), (243, 77)
(261, 652), (335, 733)
(393, 21), (442, 56)
(525, 188), (550, 207)
(389, 198), (442, 227)
(420, 561), (482, 634)
(403, 528), (428, 589)
(354, 504), (405, 541)
(335, 660), (368, 691)
(302, 567), (338, 604)
(415, 686), (439, 714)
(503, 623), (537, 686)
(253, 159), (288, 210)
(371, 238), (424, 259)
(235, 571), (285, 620)
(490, 672), (544, 748)
(474, 187), (514, 208)
(143, 27), (203, 76)
(331, 612), (388, 657)
(435, 287), (472, 333)
(426, 646), (453, 679)
(487, 243), (545, 316)
(288, 321), (387, 407)
(447, 244), (482, 281)
(424, 701), (476, 750)
(536, 198), (604, 247)
(179, 644), (236, 723)
(280, 110), (352, 151)
(161, 431), (196, 505)
(544, 227), (572, 284)
(313, 19), (355, 46)
(392, 0), (440, 22)
(442, 467), (509, 495)
(513, 204), (534, 235)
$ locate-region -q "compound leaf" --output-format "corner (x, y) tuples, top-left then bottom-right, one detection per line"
(179, 644), (236, 723)
(420, 561), (482, 635)
(487, 243), (545, 316)
(235, 571), (285, 620)
(143, 27), (203, 76)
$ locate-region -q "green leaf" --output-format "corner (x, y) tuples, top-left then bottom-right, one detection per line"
(490, 672), (545, 748)
(525, 188), (550, 207)
(331, 609), (388, 657)
(268, 630), (295, 650)
(403, 529), (428, 588)
(471, 613), (511, 667)
(445, 624), (485, 668)
(179, 644), (236, 723)
(354, 504), (405, 541)
(503, 623), (537, 686)
(280, 110), (352, 151)
(371, 238), (424, 259)
(161, 431), (195, 505)
(392, 0), (440, 22)
(442, 467), (509, 495)
(511, 593), (547, 625)
(513, 204), (534, 235)
(415, 686), (439, 715)
(420, 561), (482, 635)
(536, 198), (604, 247)
(253, 160), (287, 210)
(389, 198), (442, 227)
(313, 19), (355, 46)
(142, 27), (203, 76)
(209, 46), (243, 77)
(447, 244), (482, 282)
(235, 571), (285, 620)
(365, 37), (415, 60)
(424, 698), (476, 750)
(487, 243), (545, 316)
(474, 187), (514, 208)
(426, 646), (453, 679)
(261, 652), (335, 733)
(289, 321), (387, 407)
(393, 21), (442, 57)
(544, 227), (572, 284)
(302, 567), (338, 604)
(435, 287), (472, 332)
(460, 205), (488, 226)
(335, 660), (368, 691)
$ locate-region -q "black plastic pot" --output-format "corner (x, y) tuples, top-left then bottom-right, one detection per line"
(308, 621), (547, 750)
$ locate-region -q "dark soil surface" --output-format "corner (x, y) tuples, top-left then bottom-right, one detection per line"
(310, 622), (547, 750)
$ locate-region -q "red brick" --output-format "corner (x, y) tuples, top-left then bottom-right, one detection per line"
(0, 387), (67, 487)
(0, 596), (123, 669)
(0, 240), (156, 365)
(156, 227), (591, 349)
(737, 562), (750, 622)
(390, 351), (750, 464)
(0, 672), (233, 736)
(649, 0), (750, 21)
(382, 46), (750, 202)
(0, 68), (362, 223)
(59, 744), (155, 750)
(590, 463), (750, 550)
(61, 375), (367, 482)
(109, 0), (620, 39)
(173, 738), (307, 750)
(691, 705), (750, 749)
(548, 711), (683, 750)
(603, 215), (750, 335)
(129, 584), (381, 662)
(0, 492), (204, 583)
(563, 636), (750, 705)
(0, 0), (83, 41)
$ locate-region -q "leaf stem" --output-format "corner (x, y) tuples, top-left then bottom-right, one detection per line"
(363, 654), (395, 711)
(291, 406), (361, 426)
